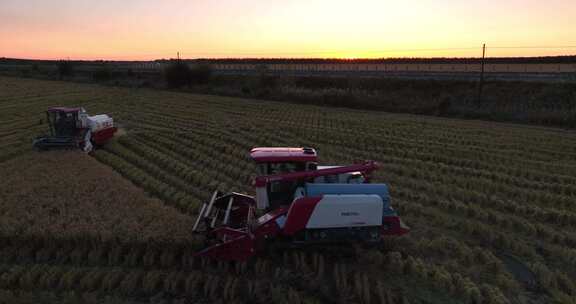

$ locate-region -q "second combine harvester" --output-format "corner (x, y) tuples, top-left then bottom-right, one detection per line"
(194, 147), (409, 261)
(33, 107), (117, 152)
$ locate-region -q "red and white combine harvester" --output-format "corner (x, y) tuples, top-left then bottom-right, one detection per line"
(33, 107), (117, 152)
(194, 147), (409, 261)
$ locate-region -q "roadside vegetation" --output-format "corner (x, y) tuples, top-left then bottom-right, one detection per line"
(197, 74), (576, 128)
(1, 58), (575, 129)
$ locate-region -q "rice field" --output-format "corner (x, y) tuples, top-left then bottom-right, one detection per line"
(0, 151), (196, 244)
(1, 76), (576, 303)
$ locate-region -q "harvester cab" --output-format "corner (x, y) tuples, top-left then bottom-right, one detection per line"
(33, 107), (117, 152)
(251, 147), (318, 209)
(48, 107), (81, 137)
(193, 147), (409, 261)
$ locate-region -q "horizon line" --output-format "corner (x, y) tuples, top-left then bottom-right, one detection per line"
(3, 53), (576, 62)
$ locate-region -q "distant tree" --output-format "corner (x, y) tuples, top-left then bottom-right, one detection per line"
(20, 69), (30, 77)
(255, 64), (278, 88)
(255, 64), (269, 74)
(92, 65), (112, 82)
(57, 60), (74, 80)
(164, 60), (192, 88)
(189, 64), (212, 84)
(437, 98), (452, 116)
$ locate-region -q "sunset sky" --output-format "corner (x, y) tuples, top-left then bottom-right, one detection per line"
(1, 0), (575, 60)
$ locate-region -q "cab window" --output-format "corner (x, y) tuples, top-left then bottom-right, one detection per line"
(258, 162), (305, 176)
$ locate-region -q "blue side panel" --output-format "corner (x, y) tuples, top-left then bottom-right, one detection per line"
(305, 183), (393, 215)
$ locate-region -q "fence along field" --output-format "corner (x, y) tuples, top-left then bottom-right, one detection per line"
(0, 75), (576, 303)
(2, 59), (576, 82)
(211, 62), (576, 73)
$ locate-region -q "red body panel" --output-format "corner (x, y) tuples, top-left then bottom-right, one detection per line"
(282, 196), (322, 235)
(254, 161), (378, 187)
(382, 216), (410, 236)
(253, 207), (287, 239)
(212, 227), (248, 240)
(195, 233), (256, 261)
(92, 127), (117, 145)
(196, 208), (287, 261)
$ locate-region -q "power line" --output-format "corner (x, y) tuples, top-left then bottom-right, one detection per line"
(148, 45), (576, 57)
(158, 47), (482, 56)
(12, 45), (575, 61)
(489, 45), (576, 49)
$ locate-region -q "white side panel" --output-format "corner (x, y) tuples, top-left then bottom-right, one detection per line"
(83, 130), (93, 153)
(87, 114), (114, 132)
(306, 195), (383, 228)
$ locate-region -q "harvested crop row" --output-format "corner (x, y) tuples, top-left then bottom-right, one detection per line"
(0, 151), (197, 244)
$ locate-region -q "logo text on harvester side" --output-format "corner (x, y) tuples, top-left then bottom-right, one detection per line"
(341, 212), (360, 216)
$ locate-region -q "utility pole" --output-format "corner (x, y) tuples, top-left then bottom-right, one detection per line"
(477, 43), (486, 104)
